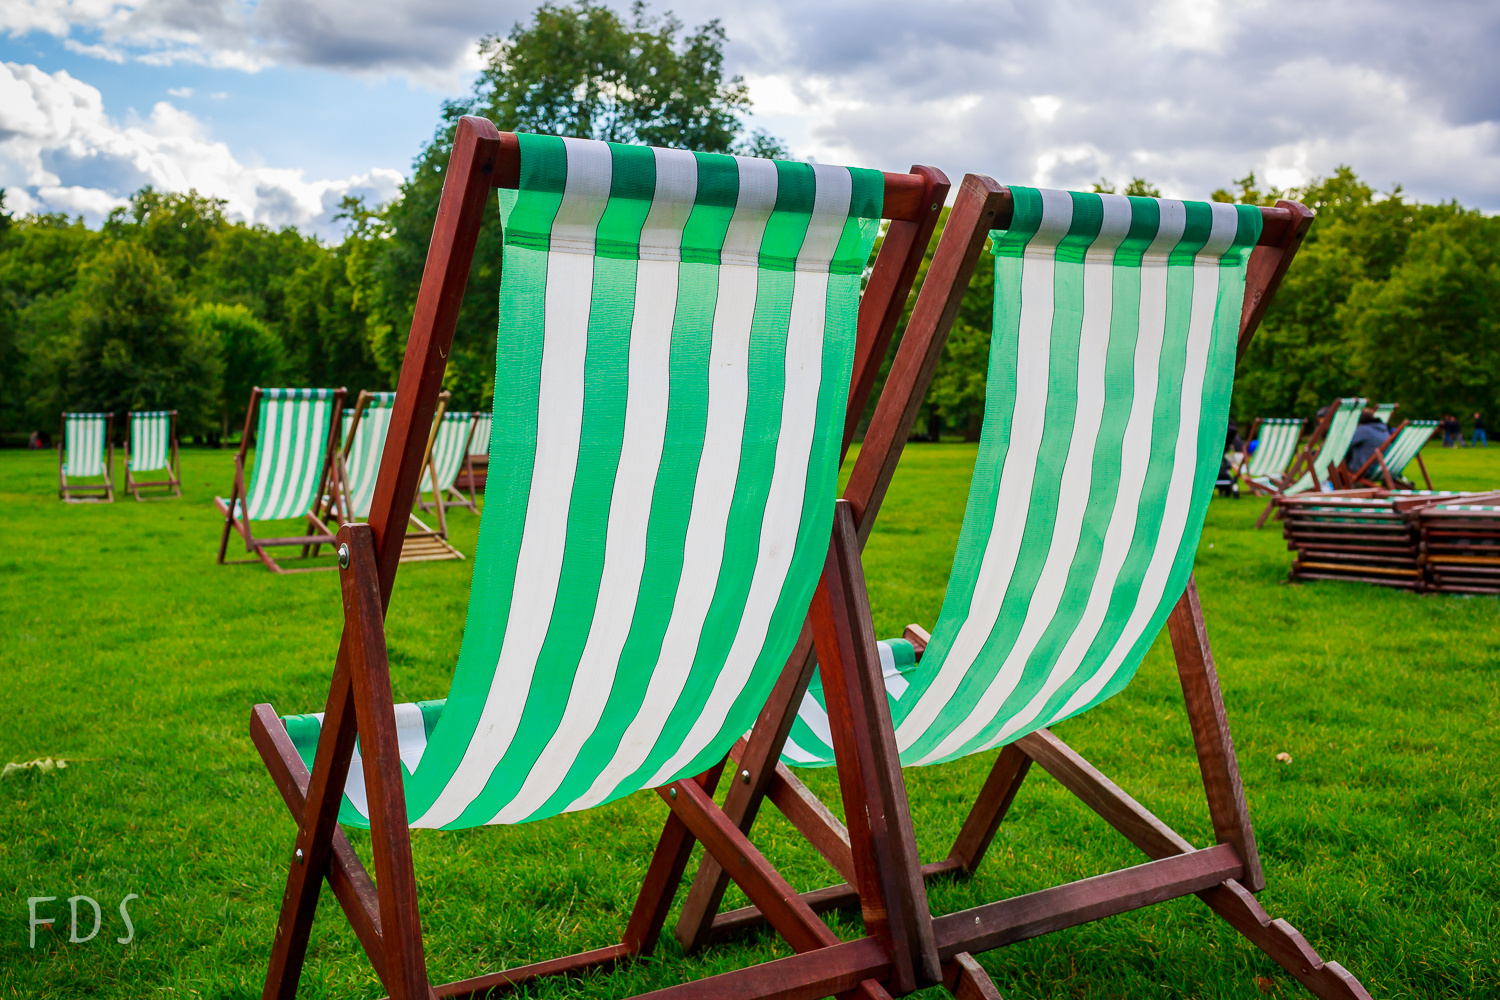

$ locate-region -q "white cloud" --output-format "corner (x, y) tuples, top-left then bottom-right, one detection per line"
(166, 84), (190, 96)
(0, 60), (403, 236)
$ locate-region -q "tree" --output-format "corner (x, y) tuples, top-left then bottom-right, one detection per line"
(1093, 177), (1162, 198)
(104, 188), (230, 282)
(67, 241), (220, 434)
(190, 303), (286, 438)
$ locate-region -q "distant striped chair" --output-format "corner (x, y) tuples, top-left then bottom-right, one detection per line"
(1254, 396), (1366, 528)
(1239, 416), (1303, 496)
(215, 386), (346, 573)
(58, 411), (113, 503)
(453, 411), (492, 511)
(681, 185), (1367, 997)
(1353, 419), (1438, 489)
(1372, 402), (1397, 425)
(247, 122), (948, 1000)
(416, 406), (474, 534)
(124, 409), (180, 500)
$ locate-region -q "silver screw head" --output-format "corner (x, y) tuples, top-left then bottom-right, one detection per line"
(337, 543), (350, 569)
(668, 786), (677, 799)
(741, 769), (751, 784)
(294, 848), (305, 864)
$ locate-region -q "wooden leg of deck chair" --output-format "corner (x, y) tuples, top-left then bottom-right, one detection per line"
(1415, 451), (1433, 490)
(1255, 496), (1279, 530)
(943, 953), (1006, 1000)
(1167, 576), (1263, 891)
(946, 745), (1033, 876)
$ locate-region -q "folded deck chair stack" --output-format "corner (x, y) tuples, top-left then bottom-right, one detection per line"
(1282, 492), (1429, 589)
(337, 390), (462, 563)
(215, 387), (346, 573)
(1240, 416), (1303, 495)
(1350, 419), (1438, 489)
(415, 405), (474, 533)
(1415, 499), (1500, 594)
(58, 411), (114, 502)
(678, 183), (1370, 998)
(1255, 396), (1366, 527)
(452, 410), (491, 511)
(248, 119), (972, 1000)
(124, 409), (181, 500)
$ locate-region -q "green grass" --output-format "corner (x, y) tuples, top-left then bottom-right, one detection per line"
(1, 443), (1497, 999)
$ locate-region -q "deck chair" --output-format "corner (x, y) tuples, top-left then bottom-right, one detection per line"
(1239, 416), (1303, 495)
(336, 390), (463, 562)
(455, 410), (493, 509)
(1350, 419), (1437, 489)
(124, 409), (181, 500)
(1253, 397), (1366, 528)
(677, 185), (1370, 998)
(58, 411), (114, 502)
(1372, 402), (1397, 425)
(215, 386), (347, 573)
(415, 404), (473, 533)
(248, 119), (958, 1000)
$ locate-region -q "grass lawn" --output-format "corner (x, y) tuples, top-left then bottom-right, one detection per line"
(1, 441), (1497, 999)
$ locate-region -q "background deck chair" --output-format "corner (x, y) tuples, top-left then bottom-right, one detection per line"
(248, 119), (958, 1000)
(58, 411), (114, 502)
(1240, 416), (1303, 496)
(336, 390), (463, 563)
(124, 409), (181, 500)
(1253, 397), (1366, 528)
(215, 386), (347, 573)
(455, 410), (493, 509)
(1350, 419), (1438, 489)
(677, 185), (1368, 998)
(1372, 402), (1397, 425)
(415, 404), (473, 534)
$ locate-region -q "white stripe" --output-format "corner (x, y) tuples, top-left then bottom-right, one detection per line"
(569, 158), (779, 810)
(781, 736), (819, 764)
(797, 691), (835, 752)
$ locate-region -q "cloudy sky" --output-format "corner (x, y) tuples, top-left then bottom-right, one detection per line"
(2, 0), (1496, 238)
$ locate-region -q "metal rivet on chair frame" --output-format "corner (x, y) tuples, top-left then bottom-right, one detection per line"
(338, 543), (350, 569)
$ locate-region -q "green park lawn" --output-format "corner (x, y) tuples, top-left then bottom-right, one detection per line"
(1, 441), (1497, 999)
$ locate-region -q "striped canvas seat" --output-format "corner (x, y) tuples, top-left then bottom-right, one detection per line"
(467, 412), (493, 458)
(127, 411), (172, 472)
(1283, 397), (1365, 496)
(783, 186), (1262, 768)
(284, 133), (883, 828)
(419, 410), (473, 494)
(1372, 402), (1396, 425)
(1245, 417), (1301, 486)
(1379, 420), (1437, 477)
(341, 393), (397, 519)
(224, 388), (338, 521)
(63, 413), (109, 477)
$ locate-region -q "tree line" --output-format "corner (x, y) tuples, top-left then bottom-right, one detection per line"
(2, 0), (1496, 445)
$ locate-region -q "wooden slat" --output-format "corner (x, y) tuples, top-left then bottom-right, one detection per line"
(947, 745), (1031, 874)
(766, 763), (858, 885)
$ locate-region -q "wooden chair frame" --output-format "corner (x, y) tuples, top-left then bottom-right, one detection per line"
(215, 386), (348, 574)
(1346, 419), (1435, 491)
(250, 116), (955, 1000)
(58, 412), (115, 503)
(454, 416), (487, 511)
(412, 392), (464, 537)
(672, 181), (1369, 999)
(1238, 416), (1303, 497)
(124, 409), (182, 501)
(1254, 399), (1362, 528)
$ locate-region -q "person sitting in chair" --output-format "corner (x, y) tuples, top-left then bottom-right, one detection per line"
(1344, 408), (1391, 479)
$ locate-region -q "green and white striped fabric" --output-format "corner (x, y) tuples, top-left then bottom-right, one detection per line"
(341, 393), (397, 519)
(467, 412), (493, 457)
(63, 413), (109, 477)
(1372, 403), (1396, 425)
(1379, 420), (1437, 476)
(285, 133), (882, 828)
(237, 388), (337, 521)
(1283, 398), (1366, 496)
(784, 187), (1262, 769)
(128, 411), (172, 472)
(1245, 417), (1301, 481)
(419, 411), (474, 494)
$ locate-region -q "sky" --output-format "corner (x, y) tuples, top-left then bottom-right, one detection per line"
(2, 0), (1497, 239)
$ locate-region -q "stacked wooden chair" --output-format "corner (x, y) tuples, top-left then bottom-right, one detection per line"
(1240, 416), (1304, 496)
(124, 409), (181, 500)
(215, 386), (346, 573)
(1416, 500), (1500, 594)
(336, 389), (462, 562)
(1282, 492), (1430, 589)
(248, 119), (959, 1000)
(58, 411), (114, 502)
(675, 183), (1373, 998)
(455, 410), (492, 508)
(1347, 419), (1438, 489)
(1254, 397), (1366, 527)
(415, 403), (474, 532)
